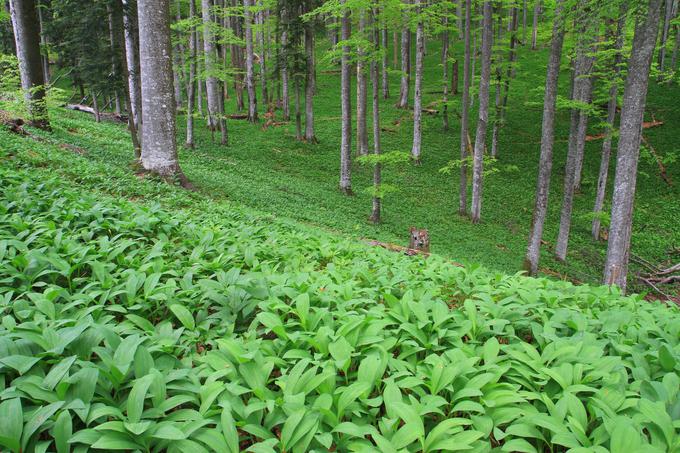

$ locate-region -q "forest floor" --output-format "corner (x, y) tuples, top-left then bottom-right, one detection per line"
(4, 35), (680, 295)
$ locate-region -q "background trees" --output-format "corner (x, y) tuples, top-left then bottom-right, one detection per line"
(4, 0), (679, 295)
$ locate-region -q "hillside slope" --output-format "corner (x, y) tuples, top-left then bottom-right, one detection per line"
(1, 125), (679, 452)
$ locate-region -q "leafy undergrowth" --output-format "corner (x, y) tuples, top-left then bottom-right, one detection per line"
(1, 149), (680, 452)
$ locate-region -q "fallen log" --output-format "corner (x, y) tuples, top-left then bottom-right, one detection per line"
(0, 111), (27, 135)
(64, 104), (128, 123)
(227, 113), (249, 120)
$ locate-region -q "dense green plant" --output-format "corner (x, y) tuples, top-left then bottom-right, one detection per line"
(0, 146), (678, 452)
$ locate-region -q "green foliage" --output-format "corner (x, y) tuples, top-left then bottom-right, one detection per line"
(357, 151), (411, 166)
(0, 157), (679, 452)
(440, 156), (519, 179)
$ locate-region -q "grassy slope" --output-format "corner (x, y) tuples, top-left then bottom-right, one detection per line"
(13, 29), (680, 290)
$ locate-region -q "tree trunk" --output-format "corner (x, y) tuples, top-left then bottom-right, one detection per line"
(244, 0), (258, 121)
(470, 0), (493, 224)
(604, 0), (663, 291)
(202, 0), (221, 130)
(469, 17), (477, 107)
(371, 8), (382, 223)
(340, 1), (352, 194)
(592, 10), (626, 240)
(137, 0), (184, 180)
(294, 76), (302, 140)
(9, 0), (49, 129)
(36, 0), (50, 84)
(452, 59), (458, 94)
(91, 91), (101, 123)
(357, 10), (369, 154)
(304, 10), (317, 143)
(531, 0), (540, 49)
(381, 25), (389, 99)
(114, 1), (141, 158)
(393, 31), (398, 69)
(459, 0), (472, 216)
(186, 0), (197, 148)
(524, 0), (566, 275)
(442, 15), (449, 131)
(657, 0), (674, 76)
(411, 0), (424, 163)
(671, 21), (680, 70)
(396, 0), (410, 109)
(257, 1), (269, 105)
(457, 0), (463, 39)
(555, 18), (598, 261)
(492, 6), (518, 158)
(490, 7), (504, 158)
(280, 11), (290, 120)
(522, 0), (527, 43)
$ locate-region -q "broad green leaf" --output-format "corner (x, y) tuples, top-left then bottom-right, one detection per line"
(0, 398), (22, 452)
(169, 304), (195, 330)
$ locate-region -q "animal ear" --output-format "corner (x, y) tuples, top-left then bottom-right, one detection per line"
(409, 226), (415, 232)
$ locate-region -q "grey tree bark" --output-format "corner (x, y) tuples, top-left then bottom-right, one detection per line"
(108, 5), (123, 115)
(604, 0), (663, 291)
(457, 0), (463, 39)
(340, 2), (352, 194)
(490, 7), (504, 158)
(554, 16), (598, 261)
(657, 0), (674, 76)
(592, 9), (626, 240)
(370, 9), (382, 223)
(9, 0), (49, 129)
(137, 0), (185, 180)
(459, 0), (472, 216)
(357, 10), (369, 154)
(304, 10), (317, 143)
(280, 8), (290, 120)
(257, 1), (269, 105)
(522, 0), (527, 43)
(36, 0), (49, 85)
(202, 0), (221, 130)
(244, 0), (258, 121)
(531, 0), (540, 49)
(491, 6), (518, 158)
(524, 0), (566, 275)
(381, 25), (389, 99)
(396, 0), (410, 109)
(123, 0), (142, 137)
(186, 0), (197, 148)
(672, 20), (680, 70)
(411, 0), (424, 163)
(393, 31), (398, 69)
(470, 0), (493, 223)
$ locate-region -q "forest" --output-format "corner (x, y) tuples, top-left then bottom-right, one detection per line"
(0, 0), (679, 451)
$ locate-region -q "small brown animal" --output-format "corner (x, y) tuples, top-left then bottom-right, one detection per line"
(408, 227), (430, 254)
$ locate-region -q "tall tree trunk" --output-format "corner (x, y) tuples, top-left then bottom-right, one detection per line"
(294, 75), (302, 140)
(381, 25), (389, 98)
(657, 0), (674, 77)
(492, 6), (518, 158)
(107, 5), (122, 115)
(592, 10), (626, 240)
(340, 2), (352, 194)
(671, 21), (680, 70)
(36, 0), (49, 84)
(524, 0), (566, 275)
(469, 17), (477, 107)
(470, 0), (493, 223)
(230, 1), (244, 112)
(91, 91), (101, 122)
(186, 0), (197, 148)
(371, 8), (382, 223)
(257, 1), (269, 105)
(357, 10), (369, 154)
(442, 15), (449, 131)
(137, 0), (185, 180)
(457, 0), (463, 39)
(114, 1), (141, 158)
(452, 59), (458, 94)
(490, 6), (504, 158)
(604, 0), (663, 291)
(202, 0), (221, 130)
(244, 0), (258, 121)
(411, 0), (424, 163)
(531, 0), (540, 49)
(459, 0), (472, 216)
(304, 9), (317, 143)
(396, 0), (410, 109)
(522, 0), (527, 43)
(393, 31), (398, 69)
(280, 9), (290, 120)
(9, 0), (49, 129)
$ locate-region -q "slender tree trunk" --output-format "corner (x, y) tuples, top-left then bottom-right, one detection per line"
(522, 0), (527, 43)
(470, 0), (493, 223)
(442, 15), (450, 131)
(280, 10), (290, 120)
(393, 31), (398, 69)
(9, 0), (49, 129)
(340, 2), (352, 194)
(357, 10), (369, 154)
(658, 0), (674, 76)
(257, 1), (269, 105)
(452, 59), (458, 94)
(492, 6), (518, 157)
(411, 0), (424, 163)
(137, 0), (185, 180)
(531, 0), (540, 49)
(459, 0), (472, 216)
(107, 6), (122, 115)
(470, 18), (477, 107)
(604, 0), (663, 291)
(244, 0), (258, 121)
(294, 76), (302, 140)
(202, 0), (221, 130)
(671, 22), (680, 70)
(36, 0), (49, 85)
(114, 1), (141, 157)
(92, 93), (101, 123)
(186, 0), (197, 148)
(304, 10), (317, 143)
(396, 0), (410, 109)
(381, 25), (389, 99)
(457, 0), (463, 39)
(371, 8), (382, 223)
(524, 0), (566, 275)
(593, 10), (626, 240)
(490, 7), (504, 158)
